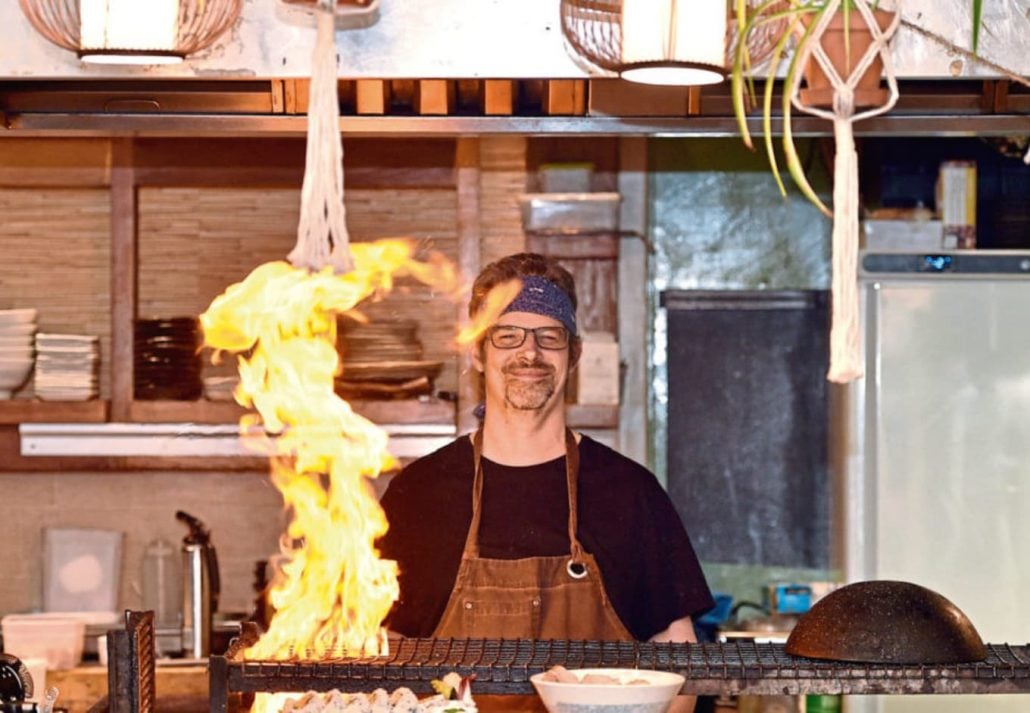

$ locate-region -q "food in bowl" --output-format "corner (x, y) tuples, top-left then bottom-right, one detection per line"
(531, 666), (685, 713)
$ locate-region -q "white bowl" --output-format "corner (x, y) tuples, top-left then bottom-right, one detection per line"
(531, 668), (685, 713)
(0, 357), (34, 397)
(0, 323), (37, 337)
(0, 346), (34, 361)
(0, 308), (38, 324)
(0, 335), (34, 346)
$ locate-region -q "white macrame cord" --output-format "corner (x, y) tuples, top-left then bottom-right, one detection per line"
(788, 0), (901, 383)
(288, 0), (354, 274)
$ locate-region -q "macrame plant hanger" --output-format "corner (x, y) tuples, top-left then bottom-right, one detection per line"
(288, 0), (354, 274)
(788, 0), (901, 383)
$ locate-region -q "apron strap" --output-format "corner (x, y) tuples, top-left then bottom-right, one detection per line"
(563, 428), (586, 568)
(466, 428), (588, 571)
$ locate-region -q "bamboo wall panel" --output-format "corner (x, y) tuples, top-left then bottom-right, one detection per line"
(341, 187), (461, 395)
(137, 186), (461, 393)
(0, 188), (112, 398)
(478, 137), (528, 267)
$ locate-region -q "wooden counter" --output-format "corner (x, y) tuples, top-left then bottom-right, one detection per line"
(47, 664), (209, 713)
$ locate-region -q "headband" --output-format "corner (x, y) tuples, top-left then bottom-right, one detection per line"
(501, 275), (578, 337)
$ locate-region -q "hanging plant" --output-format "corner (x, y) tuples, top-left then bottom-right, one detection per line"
(731, 0), (991, 210)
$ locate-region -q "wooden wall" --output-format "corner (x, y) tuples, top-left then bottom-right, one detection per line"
(0, 187), (113, 396)
(0, 134), (532, 616)
(0, 136), (518, 400)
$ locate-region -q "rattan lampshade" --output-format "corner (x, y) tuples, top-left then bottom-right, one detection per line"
(18, 0), (243, 64)
(561, 0), (783, 86)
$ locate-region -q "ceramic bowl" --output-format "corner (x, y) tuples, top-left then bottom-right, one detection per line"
(0, 308), (38, 324)
(531, 668), (685, 713)
(0, 346), (34, 361)
(0, 323), (36, 338)
(0, 335), (34, 347)
(0, 357), (34, 398)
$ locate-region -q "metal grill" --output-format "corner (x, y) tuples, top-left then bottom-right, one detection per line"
(209, 628), (1030, 713)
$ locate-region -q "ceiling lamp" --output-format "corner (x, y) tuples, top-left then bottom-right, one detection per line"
(561, 0), (728, 86)
(18, 0), (243, 65)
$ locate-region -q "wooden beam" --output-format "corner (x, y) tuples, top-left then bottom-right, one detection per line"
(416, 80), (455, 115)
(455, 137), (482, 435)
(0, 400), (109, 424)
(0, 138), (111, 187)
(109, 139), (137, 422)
(355, 80), (389, 115)
(616, 136), (649, 467)
(270, 79), (287, 114)
(126, 398), (454, 425)
(282, 79), (308, 114)
(544, 80), (587, 115)
(686, 85), (703, 116)
(482, 80), (515, 116)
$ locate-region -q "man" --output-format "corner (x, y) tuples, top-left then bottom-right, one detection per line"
(378, 252), (713, 643)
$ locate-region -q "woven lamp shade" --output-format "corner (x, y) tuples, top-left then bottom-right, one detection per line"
(561, 0), (785, 86)
(18, 0), (243, 64)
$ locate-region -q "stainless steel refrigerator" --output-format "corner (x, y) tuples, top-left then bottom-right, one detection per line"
(842, 250), (1030, 713)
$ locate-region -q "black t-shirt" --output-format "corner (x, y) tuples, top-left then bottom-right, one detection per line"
(377, 435), (714, 641)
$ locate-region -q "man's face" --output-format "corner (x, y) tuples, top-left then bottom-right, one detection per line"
(473, 311), (573, 415)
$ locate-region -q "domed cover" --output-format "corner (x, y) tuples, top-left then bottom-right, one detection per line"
(784, 580), (988, 663)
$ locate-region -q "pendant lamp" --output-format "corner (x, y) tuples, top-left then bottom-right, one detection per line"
(561, 0), (729, 86)
(18, 0), (243, 65)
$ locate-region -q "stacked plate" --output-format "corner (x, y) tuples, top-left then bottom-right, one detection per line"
(34, 334), (100, 401)
(134, 317), (203, 400)
(0, 308), (38, 399)
(339, 320), (425, 363)
(202, 375), (240, 402)
(336, 319), (443, 399)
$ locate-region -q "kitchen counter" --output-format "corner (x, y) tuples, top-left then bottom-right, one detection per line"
(47, 664), (209, 713)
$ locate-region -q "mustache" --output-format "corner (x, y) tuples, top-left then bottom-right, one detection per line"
(503, 357), (554, 374)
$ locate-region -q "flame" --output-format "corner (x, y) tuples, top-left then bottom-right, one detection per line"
(200, 238), (460, 669)
(456, 278), (522, 347)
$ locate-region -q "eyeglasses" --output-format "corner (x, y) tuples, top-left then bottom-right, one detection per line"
(487, 325), (570, 350)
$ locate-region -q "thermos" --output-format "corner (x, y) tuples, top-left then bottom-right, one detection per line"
(176, 511), (220, 658)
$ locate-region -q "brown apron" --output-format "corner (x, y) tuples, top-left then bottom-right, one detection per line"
(432, 428), (634, 641)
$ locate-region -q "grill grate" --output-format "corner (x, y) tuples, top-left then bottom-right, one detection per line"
(209, 634), (1030, 713)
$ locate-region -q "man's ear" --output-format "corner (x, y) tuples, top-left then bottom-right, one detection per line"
(472, 341), (485, 373)
(569, 339), (582, 370)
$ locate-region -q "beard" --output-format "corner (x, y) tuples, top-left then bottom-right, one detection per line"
(502, 358), (558, 411)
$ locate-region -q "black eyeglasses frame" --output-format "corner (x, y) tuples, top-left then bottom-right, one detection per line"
(485, 325), (571, 350)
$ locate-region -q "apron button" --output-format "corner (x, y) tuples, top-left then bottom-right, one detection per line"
(464, 601), (473, 610)
(532, 597), (541, 607)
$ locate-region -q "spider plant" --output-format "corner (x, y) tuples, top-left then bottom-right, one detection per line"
(730, 0), (986, 217)
(731, 0), (864, 217)
(971, 0), (983, 53)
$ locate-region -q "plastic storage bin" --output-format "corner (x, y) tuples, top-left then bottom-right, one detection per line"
(1, 613), (86, 670)
(519, 192), (620, 232)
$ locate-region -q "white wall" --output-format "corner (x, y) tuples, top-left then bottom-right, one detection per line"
(1, 0), (1027, 81)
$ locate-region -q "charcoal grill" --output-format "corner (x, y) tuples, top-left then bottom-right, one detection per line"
(209, 625), (1030, 713)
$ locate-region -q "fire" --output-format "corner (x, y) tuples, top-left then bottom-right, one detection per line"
(456, 278), (523, 346)
(200, 238), (461, 667)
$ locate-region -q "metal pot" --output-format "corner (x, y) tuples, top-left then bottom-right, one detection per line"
(784, 580), (987, 664)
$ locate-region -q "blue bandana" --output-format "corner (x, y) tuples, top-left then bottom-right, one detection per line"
(501, 275), (578, 337)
